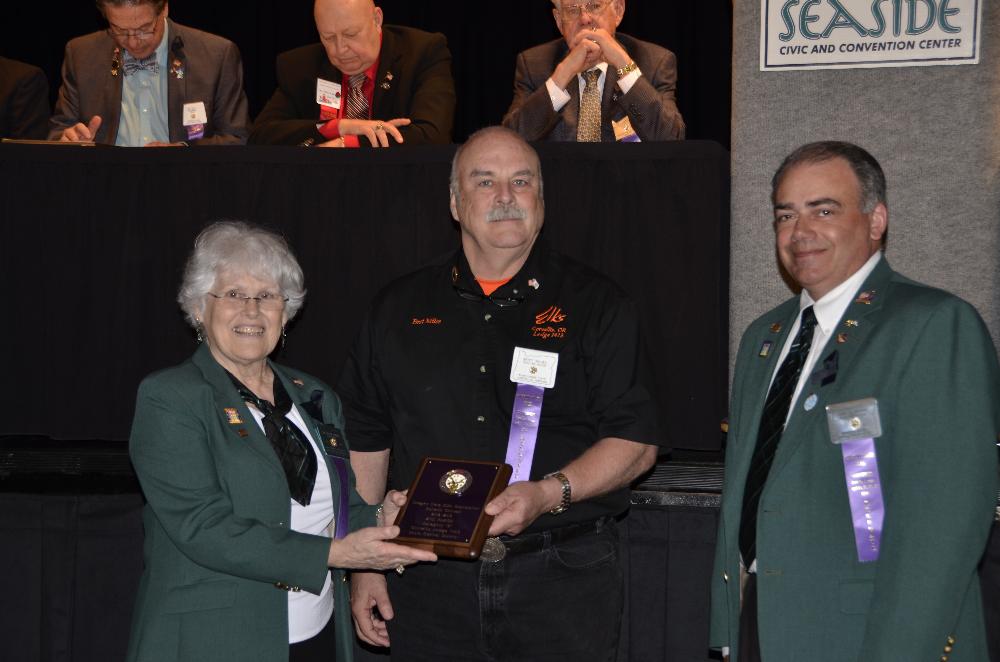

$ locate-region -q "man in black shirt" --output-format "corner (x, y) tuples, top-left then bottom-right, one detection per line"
(339, 125), (660, 661)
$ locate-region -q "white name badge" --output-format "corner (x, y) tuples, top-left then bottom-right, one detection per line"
(316, 78), (342, 109)
(182, 101), (207, 126)
(509, 347), (559, 389)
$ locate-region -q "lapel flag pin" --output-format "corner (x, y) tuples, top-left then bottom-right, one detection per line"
(855, 290), (875, 305)
(237, 428), (249, 438)
(292, 378), (305, 387)
(528, 278), (540, 290)
(836, 333), (848, 344)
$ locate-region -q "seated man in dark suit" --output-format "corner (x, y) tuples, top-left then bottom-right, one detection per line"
(250, 0), (455, 148)
(49, 0), (250, 146)
(0, 56), (50, 140)
(503, 0), (684, 142)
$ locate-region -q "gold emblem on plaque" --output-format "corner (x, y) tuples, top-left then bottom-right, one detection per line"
(439, 469), (473, 495)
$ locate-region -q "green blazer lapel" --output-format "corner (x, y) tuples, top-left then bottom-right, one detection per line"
(772, 258), (894, 474)
(725, 299), (801, 516)
(190, 345), (286, 482)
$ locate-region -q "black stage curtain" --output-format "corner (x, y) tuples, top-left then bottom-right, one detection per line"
(0, 1), (733, 146)
(0, 140), (729, 451)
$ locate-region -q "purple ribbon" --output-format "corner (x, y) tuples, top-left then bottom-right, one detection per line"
(504, 383), (545, 482)
(839, 439), (884, 563)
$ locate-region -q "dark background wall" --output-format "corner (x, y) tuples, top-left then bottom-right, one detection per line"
(1, 0), (732, 146)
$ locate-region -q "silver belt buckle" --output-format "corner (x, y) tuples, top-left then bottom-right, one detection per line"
(479, 536), (507, 563)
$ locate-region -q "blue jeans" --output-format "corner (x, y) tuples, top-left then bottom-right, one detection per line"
(386, 517), (623, 662)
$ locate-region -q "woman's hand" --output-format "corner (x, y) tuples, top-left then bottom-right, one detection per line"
(328, 525), (436, 571)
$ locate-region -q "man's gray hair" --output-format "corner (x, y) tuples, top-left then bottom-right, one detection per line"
(96, 0), (167, 17)
(177, 221), (307, 327)
(449, 126), (544, 202)
(771, 141), (887, 213)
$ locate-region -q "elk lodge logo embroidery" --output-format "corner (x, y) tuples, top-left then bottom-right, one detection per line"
(533, 306), (567, 339)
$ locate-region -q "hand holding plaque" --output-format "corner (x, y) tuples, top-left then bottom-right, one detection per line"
(392, 457), (512, 560)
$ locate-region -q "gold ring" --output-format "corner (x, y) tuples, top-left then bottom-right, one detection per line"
(395, 565), (405, 575)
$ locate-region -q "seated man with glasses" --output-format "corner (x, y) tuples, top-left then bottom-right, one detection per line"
(503, 0), (685, 143)
(49, 0), (250, 146)
(339, 126), (662, 661)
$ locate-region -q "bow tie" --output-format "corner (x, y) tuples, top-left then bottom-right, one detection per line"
(123, 55), (159, 76)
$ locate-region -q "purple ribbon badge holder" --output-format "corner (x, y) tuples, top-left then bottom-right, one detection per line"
(825, 397), (884, 563)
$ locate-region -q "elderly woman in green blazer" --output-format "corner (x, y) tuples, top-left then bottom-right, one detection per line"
(126, 221), (435, 662)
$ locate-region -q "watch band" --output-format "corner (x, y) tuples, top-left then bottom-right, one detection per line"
(545, 471), (572, 515)
(616, 60), (638, 78)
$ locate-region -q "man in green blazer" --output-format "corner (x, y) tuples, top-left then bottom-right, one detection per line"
(710, 141), (1000, 661)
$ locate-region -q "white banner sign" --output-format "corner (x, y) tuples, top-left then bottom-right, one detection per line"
(760, 0), (981, 70)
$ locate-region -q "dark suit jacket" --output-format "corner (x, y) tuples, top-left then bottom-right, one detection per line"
(0, 56), (50, 140)
(249, 25), (455, 146)
(48, 19), (249, 145)
(126, 344), (376, 662)
(710, 258), (1000, 661)
(502, 34), (685, 142)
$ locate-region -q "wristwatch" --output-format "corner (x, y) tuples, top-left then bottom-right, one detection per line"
(616, 60), (638, 78)
(544, 471), (572, 515)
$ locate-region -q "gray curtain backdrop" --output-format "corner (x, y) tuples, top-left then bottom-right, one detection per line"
(730, 2), (999, 377)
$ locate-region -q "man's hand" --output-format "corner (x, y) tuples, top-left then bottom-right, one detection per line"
(60, 115), (102, 142)
(569, 27), (632, 71)
(551, 39), (603, 90)
(332, 118), (411, 148)
(484, 478), (563, 537)
(351, 571), (394, 647)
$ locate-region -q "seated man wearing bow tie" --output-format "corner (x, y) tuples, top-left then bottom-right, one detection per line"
(249, 0), (455, 148)
(49, 0), (250, 146)
(502, 0), (684, 143)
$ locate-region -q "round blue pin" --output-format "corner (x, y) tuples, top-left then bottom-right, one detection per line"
(804, 394), (818, 411)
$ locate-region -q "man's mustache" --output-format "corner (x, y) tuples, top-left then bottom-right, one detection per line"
(487, 205), (527, 222)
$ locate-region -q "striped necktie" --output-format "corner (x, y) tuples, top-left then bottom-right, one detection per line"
(738, 306), (818, 565)
(345, 73), (369, 120)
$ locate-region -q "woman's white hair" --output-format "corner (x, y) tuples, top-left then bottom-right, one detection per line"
(177, 221), (306, 328)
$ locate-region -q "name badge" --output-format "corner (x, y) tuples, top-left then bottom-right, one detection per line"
(182, 101), (208, 126)
(316, 78), (342, 110)
(826, 398), (882, 444)
(612, 116), (640, 143)
(509, 347), (559, 388)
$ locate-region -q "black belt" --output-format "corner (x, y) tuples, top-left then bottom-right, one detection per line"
(499, 516), (611, 556)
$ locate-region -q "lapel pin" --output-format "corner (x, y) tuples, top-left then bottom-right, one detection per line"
(836, 333), (848, 344)
(758, 340), (773, 358)
(292, 378), (305, 387)
(170, 58), (184, 79)
(237, 428), (249, 438)
(855, 290), (875, 305)
(804, 393), (818, 411)
(528, 278), (540, 290)
(770, 322), (782, 333)
(224, 407), (243, 424)
(844, 319), (859, 328)
(111, 47), (122, 77)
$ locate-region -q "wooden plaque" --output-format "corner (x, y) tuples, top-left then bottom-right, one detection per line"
(392, 457), (512, 560)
